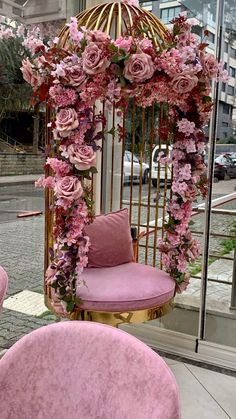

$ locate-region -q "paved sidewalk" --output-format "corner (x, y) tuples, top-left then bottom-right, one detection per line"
(0, 174), (43, 186)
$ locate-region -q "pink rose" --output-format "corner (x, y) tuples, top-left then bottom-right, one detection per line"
(114, 36), (133, 52)
(21, 58), (42, 90)
(66, 60), (86, 88)
(171, 74), (198, 93)
(54, 176), (83, 201)
(55, 108), (79, 137)
(67, 144), (96, 171)
(124, 53), (155, 83)
(201, 53), (219, 78)
(82, 43), (109, 75)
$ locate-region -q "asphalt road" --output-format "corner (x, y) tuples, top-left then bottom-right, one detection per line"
(0, 179), (235, 223)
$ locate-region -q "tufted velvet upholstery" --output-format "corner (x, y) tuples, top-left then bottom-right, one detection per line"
(0, 322), (181, 419)
(80, 262), (175, 311)
(0, 266), (8, 313)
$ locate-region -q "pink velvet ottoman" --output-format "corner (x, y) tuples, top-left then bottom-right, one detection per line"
(0, 266), (8, 312)
(0, 321), (181, 418)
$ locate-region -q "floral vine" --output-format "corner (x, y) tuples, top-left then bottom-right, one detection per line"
(20, 9), (227, 314)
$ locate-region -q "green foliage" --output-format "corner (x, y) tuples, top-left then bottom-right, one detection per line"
(0, 36), (31, 116)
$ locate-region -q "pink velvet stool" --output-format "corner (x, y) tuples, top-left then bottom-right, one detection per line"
(0, 321), (181, 419)
(0, 266), (8, 313)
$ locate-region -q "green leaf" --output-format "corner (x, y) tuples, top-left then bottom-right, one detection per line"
(107, 127), (116, 136)
(202, 95), (212, 103)
(90, 166), (98, 174)
(66, 300), (75, 312)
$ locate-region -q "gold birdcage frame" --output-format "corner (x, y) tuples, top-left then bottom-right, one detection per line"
(45, 2), (174, 326)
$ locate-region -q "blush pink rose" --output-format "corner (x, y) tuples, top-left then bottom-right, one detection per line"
(124, 52), (155, 83)
(55, 108), (79, 137)
(67, 144), (96, 171)
(82, 43), (109, 75)
(171, 74), (198, 93)
(54, 176), (83, 201)
(66, 59), (86, 88)
(201, 53), (219, 77)
(21, 58), (42, 90)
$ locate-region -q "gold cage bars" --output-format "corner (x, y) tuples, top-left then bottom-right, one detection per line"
(44, 2), (173, 325)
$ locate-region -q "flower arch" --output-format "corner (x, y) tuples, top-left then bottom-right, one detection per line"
(21, 3), (227, 316)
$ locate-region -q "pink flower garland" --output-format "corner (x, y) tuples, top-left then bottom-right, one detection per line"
(20, 12), (227, 314)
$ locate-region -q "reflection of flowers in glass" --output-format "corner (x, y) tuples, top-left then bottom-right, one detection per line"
(124, 53), (155, 83)
(54, 176), (83, 201)
(82, 43), (109, 75)
(55, 108), (79, 137)
(67, 144), (96, 171)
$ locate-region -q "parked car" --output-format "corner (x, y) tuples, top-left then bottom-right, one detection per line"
(214, 155), (236, 178)
(205, 155), (226, 181)
(151, 145), (172, 188)
(124, 150), (149, 184)
(225, 152), (236, 163)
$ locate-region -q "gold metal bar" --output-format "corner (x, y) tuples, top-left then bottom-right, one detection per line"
(105, 2), (116, 35)
(137, 108), (146, 262)
(120, 112), (126, 208)
(129, 100), (136, 226)
(95, 3), (110, 31)
(145, 104), (155, 265)
(153, 104), (161, 267)
(100, 101), (105, 213)
(110, 106), (116, 212)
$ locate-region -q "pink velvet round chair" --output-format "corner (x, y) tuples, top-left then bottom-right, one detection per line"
(0, 266), (8, 313)
(0, 321), (180, 419)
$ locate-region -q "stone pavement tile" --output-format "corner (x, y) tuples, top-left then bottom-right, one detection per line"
(0, 308), (57, 351)
(3, 290), (48, 317)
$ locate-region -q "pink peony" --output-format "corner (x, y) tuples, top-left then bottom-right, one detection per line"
(21, 58), (42, 90)
(171, 74), (198, 93)
(55, 108), (79, 137)
(114, 36), (133, 52)
(122, 0), (139, 6)
(46, 157), (71, 177)
(124, 52), (155, 83)
(82, 43), (110, 75)
(138, 38), (153, 51)
(54, 176), (83, 201)
(67, 144), (96, 171)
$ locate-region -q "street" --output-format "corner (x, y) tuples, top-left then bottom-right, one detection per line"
(0, 179), (235, 224)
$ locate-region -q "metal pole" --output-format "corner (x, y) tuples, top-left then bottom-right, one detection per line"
(230, 240), (236, 310)
(198, 0), (225, 341)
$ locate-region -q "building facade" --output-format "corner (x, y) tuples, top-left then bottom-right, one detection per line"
(140, 0), (236, 141)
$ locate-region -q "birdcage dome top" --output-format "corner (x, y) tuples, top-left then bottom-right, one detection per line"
(58, 1), (167, 48)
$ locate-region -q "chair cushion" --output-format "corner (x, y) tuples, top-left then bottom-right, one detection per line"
(84, 208), (134, 268)
(79, 262), (175, 311)
(0, 266), (8, 311)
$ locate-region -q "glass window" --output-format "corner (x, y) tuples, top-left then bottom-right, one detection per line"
(225, 42), (229, 53)
(228, 85), (235, 95)
(221, 83), (226, 92)
(160, 7), (181, 23)
(229, 67), (236, 77)
(222, 122), (229, 127)
(208, 31), (215, 43)
(223, 132), (228, 138)
(230, 47), (236, 59)
(223, 103), (230, 114)
(224, 62), (227, 70)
